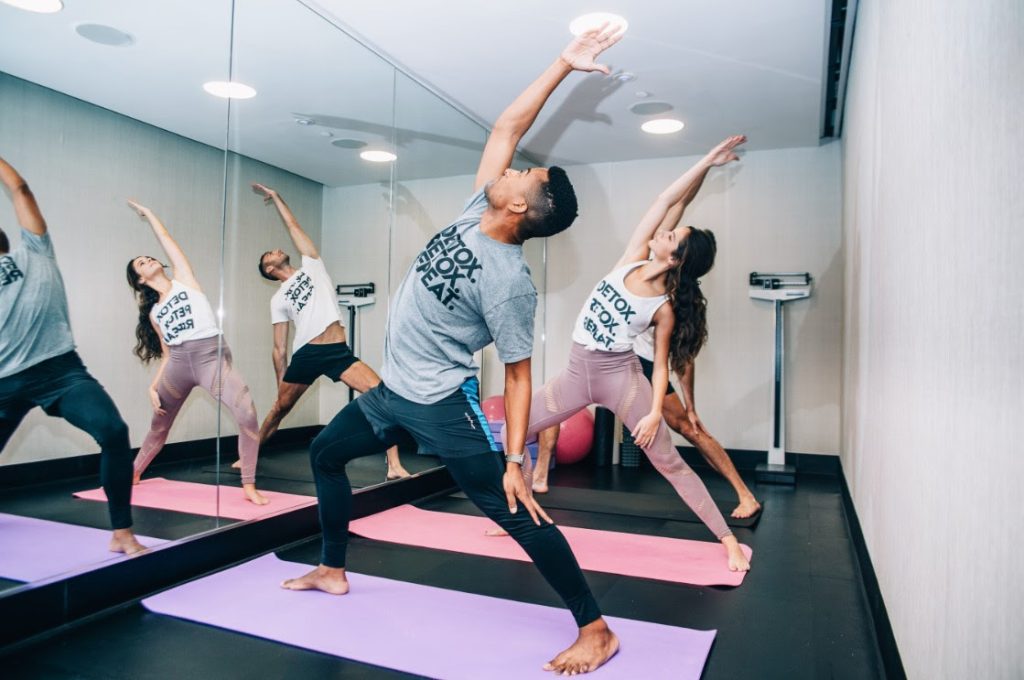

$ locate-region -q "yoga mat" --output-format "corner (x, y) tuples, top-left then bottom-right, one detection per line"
(74, 478), (316, 521)
(143, 554), (716, 680)
(351, 505), (751, 587)
(0, 513), (165, 582)
(456, 485), (762, 528)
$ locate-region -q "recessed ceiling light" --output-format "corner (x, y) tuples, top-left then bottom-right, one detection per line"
(1, 0), (63, 13)
(641, 119), (685, 135)
(612, 72), (636, 83)
(202, 81), (256, 99)
(630, 101), (674, 116)
(569, 12), (628, 37)
(294, 117), (315, 126)
(635, 91), (651, 98)
(333, 138), (368, 149)
(75, 23), (134, 47)
(360, 150), (396, 163)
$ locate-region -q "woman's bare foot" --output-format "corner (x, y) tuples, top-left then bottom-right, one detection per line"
(243, 483), (270, 506)
(532, 476), (550, 494)
(544, 618), (619, 675)
(281, 565), (349, 595)
(109, 528), (147, 555)
(721, 535), (750, 572)
(386, 464), (411, 481)
(731, 494), (761, 519)
(231, 459), (242, 470)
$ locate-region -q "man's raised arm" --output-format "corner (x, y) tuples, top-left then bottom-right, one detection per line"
(253, 183), (318, 258)
(473, 24), (624, 191)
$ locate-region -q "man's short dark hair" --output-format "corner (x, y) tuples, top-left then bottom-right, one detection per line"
(257, 251), (276, 281)
(0, 228), (8, 254)
(520, 165), (578, 240)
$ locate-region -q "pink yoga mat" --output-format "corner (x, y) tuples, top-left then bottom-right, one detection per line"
(74, 478), (316, 521)
(143, 554), (716, 680)
(351, 505), (752, 587)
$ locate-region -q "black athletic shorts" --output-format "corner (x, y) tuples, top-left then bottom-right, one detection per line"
(356, 377), (501, 458)
(283, 341), (359, 385)
(637, 355), (676, 396)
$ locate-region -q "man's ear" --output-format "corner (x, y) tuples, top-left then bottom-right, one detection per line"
(508, 195), (529, 215)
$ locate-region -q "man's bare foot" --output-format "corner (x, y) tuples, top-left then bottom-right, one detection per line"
(731, 495), (761, 519)
(544, 618), (619, 675)
(722, 535), (750, 572)
(132, 474), (141, 485)
(532, 477), (550, 494)
(386, 465), (411, 481)
(281, 565), (349, 595)
(109, 529), (147, 555)
(485, 527), (510, 537)
(243, 483), (270, 506)
(231, 459), (241, 470)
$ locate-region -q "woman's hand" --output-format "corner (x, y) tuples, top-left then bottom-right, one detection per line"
(127, 199), (152, 219)
(631, 412), (661, 449)
(148, 387), (166, 417)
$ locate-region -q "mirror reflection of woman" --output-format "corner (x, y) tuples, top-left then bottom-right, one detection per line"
(125, 200), (267, 505)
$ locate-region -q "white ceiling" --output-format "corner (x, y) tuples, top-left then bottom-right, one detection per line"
(0, 0), (833, 186)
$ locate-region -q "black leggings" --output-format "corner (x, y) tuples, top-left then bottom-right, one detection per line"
(310, 398), (602, 628)
(0, 351), (133, 530)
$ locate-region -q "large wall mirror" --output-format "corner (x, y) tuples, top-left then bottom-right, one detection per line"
(0, 0), (518, 600)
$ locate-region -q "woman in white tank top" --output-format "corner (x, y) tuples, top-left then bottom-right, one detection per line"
(125, 200), (267, 506)
(499, 136), (751, 572)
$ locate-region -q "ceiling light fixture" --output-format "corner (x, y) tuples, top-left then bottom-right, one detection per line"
(360, 150), (396, 163)
(1, 0), (63, 13)
(202, 81), (256, 99)
(569, 12), (628, 37)
(75, 23), (134, 47)
(630, 101), (674, 116)
(641, 118), (685, 135)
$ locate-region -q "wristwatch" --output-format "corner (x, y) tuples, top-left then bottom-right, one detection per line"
(505, 452), (526, 465)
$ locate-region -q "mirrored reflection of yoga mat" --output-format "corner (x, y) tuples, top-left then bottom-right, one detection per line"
(351, 505), (752, 587)
(73, 478), (316, 520)
(143, 554), (716, 680)
(455, 486), (762, 528)
(0, 513), (165, 582)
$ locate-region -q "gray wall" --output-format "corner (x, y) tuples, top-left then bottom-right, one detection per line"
(841, 1), (1023, 676)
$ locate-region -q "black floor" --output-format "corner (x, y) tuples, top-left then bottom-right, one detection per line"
(0, 461), (884, 679)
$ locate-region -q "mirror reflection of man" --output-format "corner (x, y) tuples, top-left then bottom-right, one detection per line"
(254, 184), (409, 480)
(0, 155), (143, 554)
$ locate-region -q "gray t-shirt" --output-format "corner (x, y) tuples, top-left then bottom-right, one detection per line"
(382, 189), (537, 404)
(0, 229), (75, 379)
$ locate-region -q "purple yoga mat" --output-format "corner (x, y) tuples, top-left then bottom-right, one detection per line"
(143, 554), (715, 679)
(0, 513), (165, 582)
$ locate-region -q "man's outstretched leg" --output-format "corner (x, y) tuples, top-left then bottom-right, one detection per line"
(281, 398), (394, 595)
(445, 451), (619, 675)
(257, 380), (309, 446)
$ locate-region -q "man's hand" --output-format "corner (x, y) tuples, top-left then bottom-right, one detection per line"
(127, 199), (152, 219)
(252, 183), (278, 204)
(503, 464), (554, 526)
(631, 412), (661, 449)
(704, 135), (747, 167)
(560, 22), (626, 75)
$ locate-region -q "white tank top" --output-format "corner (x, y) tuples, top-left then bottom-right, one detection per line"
(571, 261), (668, 352)
(150, 279), (221, 346)
(632, 326), (656, 362)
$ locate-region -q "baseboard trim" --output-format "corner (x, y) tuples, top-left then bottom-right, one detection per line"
(676, 445), (841, 476)
(837, 463), (907, 679)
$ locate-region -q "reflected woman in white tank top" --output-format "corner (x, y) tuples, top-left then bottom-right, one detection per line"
(125, 200), (267, 507)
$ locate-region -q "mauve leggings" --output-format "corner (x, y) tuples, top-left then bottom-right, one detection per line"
(134, 337), (260, 484)
(507, 342), (732, 540)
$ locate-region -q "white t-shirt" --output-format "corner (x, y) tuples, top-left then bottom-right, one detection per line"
(571, 261), (668, 352)
(150, 279), (221, 346)
(270, 256), (343, 353)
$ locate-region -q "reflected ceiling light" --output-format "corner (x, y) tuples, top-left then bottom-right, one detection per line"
(641, 118), (685, 134)
(612, 72), (636, 83)
(635, 91), (651, 98)
(360, 150), (397, 163)
(569, 12), (627, 37)
(202, 81), (256, 99)
(333, 138), (368, 149)
(294, 117), (315, 126)
(75, 23), (134, 47)
(630, 101), (674, 116)
(1, 0), (63, 13)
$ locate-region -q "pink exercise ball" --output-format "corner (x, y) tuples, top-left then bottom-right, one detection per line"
(481, 395), (506, 423)
(556, 409), (595, 465)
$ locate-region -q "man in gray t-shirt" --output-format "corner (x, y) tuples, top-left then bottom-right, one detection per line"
(282, 28), (624, 674)
(0, 155), (143, 554)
